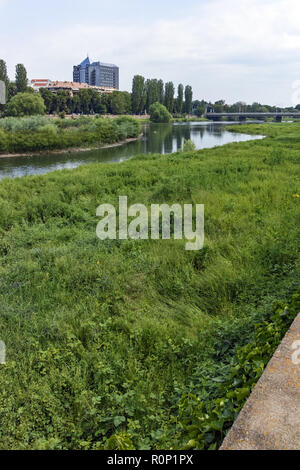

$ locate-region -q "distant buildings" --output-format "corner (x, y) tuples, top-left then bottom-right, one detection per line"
(73, 56), (119, 90)
(30, 79), (51, 91)
(29, 79), (115, 96)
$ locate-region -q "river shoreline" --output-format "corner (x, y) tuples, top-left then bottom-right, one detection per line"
(0, 135), (143, 159)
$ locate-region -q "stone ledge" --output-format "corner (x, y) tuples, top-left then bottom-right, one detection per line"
(220, 313), (300, 450)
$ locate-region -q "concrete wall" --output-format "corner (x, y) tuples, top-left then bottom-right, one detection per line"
(221, 314), (300, 450)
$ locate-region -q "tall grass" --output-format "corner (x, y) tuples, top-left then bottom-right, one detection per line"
(0, 122), (299, 449)
(0, 115), (53, 132)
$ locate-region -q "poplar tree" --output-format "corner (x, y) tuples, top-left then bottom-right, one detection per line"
(158, 79), (164, 104)
(177, 84), (184, 114)
(185, 85), (193, 114)
(15, 64), (28, 93)
(164, 82), (175, 113)
(132, 75), (146, 114)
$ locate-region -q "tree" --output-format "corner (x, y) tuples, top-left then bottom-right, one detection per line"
(164, 82), (175, 113)
(132, 75), (146, 114)
(77, 89), (93, 114)
(177, 84), (184, 114)
(15, 64), (28, 93)
(185, 85), (193, 114)
(109, 91), (131, 115)
(158, 79), (164, 104)
(195, 105), (205, 117)
(8, 82), (17, 100)
(6, 92), (46, 116)
(146, 79), (160, 113)
(214, 100), (225, 113)
(149, 102), (172, 123)
(40, 88), (54, 114)
(56, 90), (69, 113)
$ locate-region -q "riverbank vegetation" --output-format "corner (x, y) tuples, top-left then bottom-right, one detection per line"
(0, 115), (140, 154)
(149, 102), (172, 123)
(0, 122), (299, 449)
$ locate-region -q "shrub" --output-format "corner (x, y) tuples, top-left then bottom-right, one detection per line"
(149, 102), (172, 123)
(0, 129), (8, 152)
(0, 116), (52, 132)
(182, 139), (196, 152)
(6, 93), (46, 117)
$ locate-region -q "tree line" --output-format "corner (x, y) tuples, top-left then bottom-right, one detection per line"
(0, 59), (194, 117)
(131, 75), (193, 115)
(2, 58), (299, 118)
(193, 99), (299, 116)
(0, 59), (31, 100)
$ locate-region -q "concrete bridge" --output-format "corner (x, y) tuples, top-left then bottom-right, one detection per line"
(205, 112), (300, 122)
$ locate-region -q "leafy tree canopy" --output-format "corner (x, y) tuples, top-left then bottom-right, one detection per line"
(6, 92), (46, 117)
(149, 102), (172, 123)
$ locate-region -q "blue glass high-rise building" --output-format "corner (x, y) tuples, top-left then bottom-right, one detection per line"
(73, 56), (119, 90)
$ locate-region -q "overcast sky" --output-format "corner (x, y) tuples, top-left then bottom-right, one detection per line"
(1, 0), (300, 106)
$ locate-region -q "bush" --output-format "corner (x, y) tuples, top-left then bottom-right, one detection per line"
(182, 139), (196, 152)
(149, 102), (172, 123)
(6, 93), (46, 117)
(0, 116), (52, 132)
(0, 129), (8, 152)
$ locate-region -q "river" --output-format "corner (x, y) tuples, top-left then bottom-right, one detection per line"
(0, 121), (264, 180)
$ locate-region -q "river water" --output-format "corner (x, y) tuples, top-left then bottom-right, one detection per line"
(0, 122), (264, 180)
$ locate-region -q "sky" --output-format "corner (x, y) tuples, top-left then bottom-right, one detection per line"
(1, 0), (300, 106)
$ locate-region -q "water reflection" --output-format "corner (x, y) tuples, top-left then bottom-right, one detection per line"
(0, 122), (264, 180)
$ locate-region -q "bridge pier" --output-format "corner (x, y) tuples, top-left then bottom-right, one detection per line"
(239, 116), (247, 122)
(275, 116), (282, 123)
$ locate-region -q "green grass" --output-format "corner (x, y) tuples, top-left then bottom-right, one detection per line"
(0, 122), (299, 449)
(172, 117), (208, 122)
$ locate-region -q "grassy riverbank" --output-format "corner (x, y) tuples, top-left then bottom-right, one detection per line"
(0, 116), (140, 154)
(0, 122), (299, 449)
(172, 116), (208, 122)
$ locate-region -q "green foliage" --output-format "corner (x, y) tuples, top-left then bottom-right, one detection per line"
(6, 93), (46, 117)
(146, 79), (161, 113)
(15, 64), (28, 93)
(0, 122), (299, 449)
(177, 84), (184, 114)
(177, 289), (300, 450)
(149, 102), (172, 123)
(195, 105), (205, 117)
(185, 86), (193, 114)
(0, 116), (53, 132)
(132, 75), (146, 115)
(0, 115), (140, 153)
(7, 82), (18, 101)
(182, 139), (196, 152)
(109, 91), (132, 115)
(39, 88), (56, 114)
(164, 82), (175, 113)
